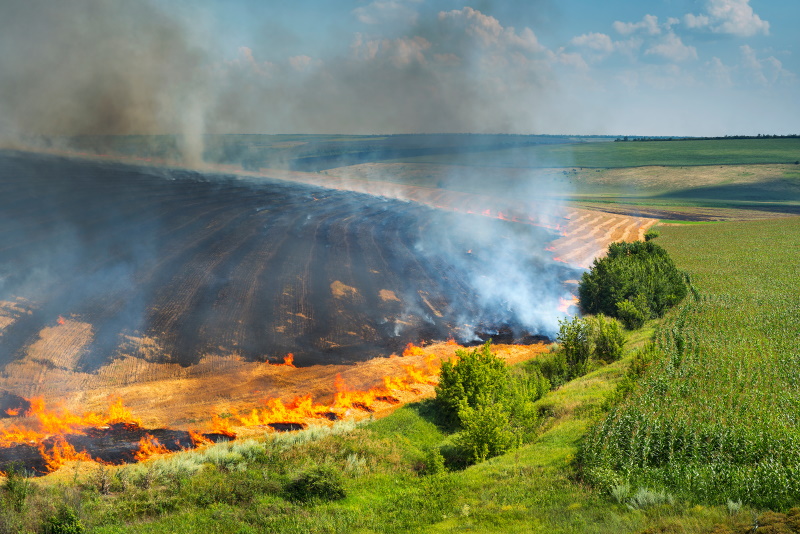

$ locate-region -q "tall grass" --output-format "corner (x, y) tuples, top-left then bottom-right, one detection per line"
(580, 217), (800, 509)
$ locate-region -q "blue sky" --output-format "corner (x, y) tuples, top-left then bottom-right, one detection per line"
(2, 0), (797, 138)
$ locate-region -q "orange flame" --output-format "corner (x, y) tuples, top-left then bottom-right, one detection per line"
(134, 434), (169, 461)
(0, 397), (140, 447)
(38, 437), (93, 473)
(280, 353), (295, 367)
(57, 316), (66, 325)
(4, 407), (20, 417)
(209, 343), (444, 432)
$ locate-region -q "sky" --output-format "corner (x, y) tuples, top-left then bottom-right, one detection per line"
(1, 0), (798, 138)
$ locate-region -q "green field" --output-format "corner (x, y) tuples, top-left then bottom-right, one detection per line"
(581, 217), (800, 509)
(391, 138), (800, 169)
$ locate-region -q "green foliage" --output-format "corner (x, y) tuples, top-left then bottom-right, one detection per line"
(590, 314), (626, 363)
(2, 463), (31, 512)
(284, 465), (346, 503)
(615, 294), (648, 330)
(436, 341), (510, 424)
(644, 229), (660, 241)
(44, 506), (84, 534)
(454, 398), (517, 464)
(435, 342), (548, 465)
(580, 217), (800, 509)
(421, 447), (446, 475)
(557, 316), (592, 379)
(579, 240), (687, 323)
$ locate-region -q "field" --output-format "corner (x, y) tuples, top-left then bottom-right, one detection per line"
(2, 135), (800, 532)
(581, 216), (800, 508)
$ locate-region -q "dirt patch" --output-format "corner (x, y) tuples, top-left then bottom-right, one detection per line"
(379, 289), (400, 302)
(331, 280), (359, 299)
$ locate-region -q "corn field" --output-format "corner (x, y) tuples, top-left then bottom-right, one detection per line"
(580, 217), (800, 508)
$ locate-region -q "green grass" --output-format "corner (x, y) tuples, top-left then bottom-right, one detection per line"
(580, 216), (800, 509)
(394, 138), (800, 168)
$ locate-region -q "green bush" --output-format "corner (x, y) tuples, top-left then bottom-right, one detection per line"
(44, 506), (84, 534)
(590, 314), (626, 363)
(557, 316), (592, 379)
(436, 342), (509, 425)
(578, 240), (687, 323)
(454, 398), (517, 464)
(284, 465), (346, 503)
(615, 297), (647, 330)
(435, 342), (548, 465)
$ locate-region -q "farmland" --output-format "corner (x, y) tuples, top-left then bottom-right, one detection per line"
(2, 135), (800, 532)
(581, 216), (800, 509)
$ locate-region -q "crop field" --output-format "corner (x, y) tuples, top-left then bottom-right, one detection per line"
(581, 216), (800, 508)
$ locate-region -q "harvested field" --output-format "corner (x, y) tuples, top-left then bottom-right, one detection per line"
(0, 150), (653, 473)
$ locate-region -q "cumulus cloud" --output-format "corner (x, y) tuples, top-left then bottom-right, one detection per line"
(613, 14), (661, 36)
(739, 45), (794, 85)
(684, 0), (769, 37)
(353, 0), (421, 26)
(645, 32), (698, 63)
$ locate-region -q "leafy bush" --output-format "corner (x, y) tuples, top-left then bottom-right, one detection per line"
(644, 229), (660, 241)
(284, 465), (346, 503)
(578, 240), (687, 323)
(44, 506), (84, 534)
(2, 463), (31, 512)
(557, 316), (592, 379)
(590, 314), (626, 363)
(435, 342), (548, 464)
(436, 342), (510, 425)
(615, 296), (648, 330)
(454, 397), (517, 464)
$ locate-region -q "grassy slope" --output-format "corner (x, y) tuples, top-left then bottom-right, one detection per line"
(581, 216), (800, 509)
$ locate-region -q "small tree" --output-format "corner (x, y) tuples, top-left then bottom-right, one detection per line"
(590, 314), (626, 363)
(557, 316), (592, 379)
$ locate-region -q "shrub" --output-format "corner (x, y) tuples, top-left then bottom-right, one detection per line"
(644, 229), (660, 241)
(436, 342), (509, 424)
(578, 240), (687, 323)
(422, 447), (446, 475)
(590, 314), (626, 363)
(44, 506), (84, 534)
(454, 397), (517, 464)
(284, 465), (346, 503)
(557, 316), (592, 379)
(615, 297), (647, 330)
(435, 342), (547, 464)
(2, 463), (31, 512)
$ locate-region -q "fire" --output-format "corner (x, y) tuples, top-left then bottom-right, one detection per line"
(210, 343), (444, 432)
(4, 408), (19, 417)
(0, 397), (140, 446)
(38, 437), (93, 473)
(134, 434), (169, 461)
(558, 295), (580, 313)
(280, 353), (295, 367)
(57, 316), (66, 325)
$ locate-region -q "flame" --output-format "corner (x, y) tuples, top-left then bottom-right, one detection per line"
(280, 353), (295, 367)
(558, 295), (580, 313)
(38, 437), (93, 472)
(57, 316), (66, 325)
(209, 343), (443, 432)
(4, 407), (20, 417)
(0, 397), (140, 447)
(134, 434), (169, 461)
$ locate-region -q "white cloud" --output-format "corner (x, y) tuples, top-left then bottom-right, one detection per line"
(353, 0), (420, 26)
(613, 14), (661, 36)
(570, 32), (614, 55)
(706, 56), (733, 86)
(438, 7), (544, 54)
(684, 0), (769, 37)
(645, 32), (698, 62)
(740, 45), (793, 85)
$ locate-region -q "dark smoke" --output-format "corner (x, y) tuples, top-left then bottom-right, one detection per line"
(0, 0), (209, 162)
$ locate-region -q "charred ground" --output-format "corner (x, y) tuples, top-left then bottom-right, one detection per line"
(0, 150), (575, 372)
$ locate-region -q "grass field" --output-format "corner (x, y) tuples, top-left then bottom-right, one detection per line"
(391, 138), (800, 169)
(581, 216), (800, 509)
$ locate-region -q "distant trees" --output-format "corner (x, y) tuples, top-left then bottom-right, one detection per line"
(578, 240), (687, 328)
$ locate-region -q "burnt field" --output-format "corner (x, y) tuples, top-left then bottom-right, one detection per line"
(0, 150), (578, 372)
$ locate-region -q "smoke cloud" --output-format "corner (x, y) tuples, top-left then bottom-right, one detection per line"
(0, 0), (209, 162)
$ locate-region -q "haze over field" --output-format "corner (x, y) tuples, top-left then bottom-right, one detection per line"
(0, 0), (797, 151)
